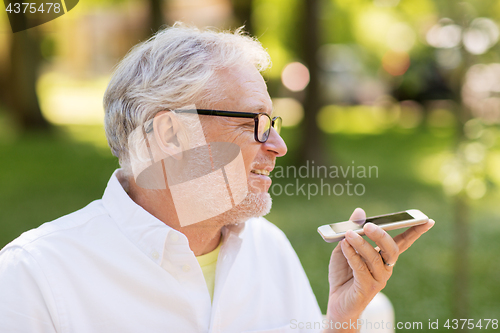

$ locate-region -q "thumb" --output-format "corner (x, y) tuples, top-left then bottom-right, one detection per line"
(349, 207), (366, 226)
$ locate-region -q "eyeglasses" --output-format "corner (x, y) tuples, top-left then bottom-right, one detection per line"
(173, 109), (282, 143)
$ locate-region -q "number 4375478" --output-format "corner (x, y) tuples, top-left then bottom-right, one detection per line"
(5, 3), (62, 14)
(444, 319), (498, 330)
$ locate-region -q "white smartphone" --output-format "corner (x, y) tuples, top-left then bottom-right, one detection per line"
(317, 209), (429, 243)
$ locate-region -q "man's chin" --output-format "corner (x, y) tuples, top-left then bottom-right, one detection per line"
(242, 191), (273, 217)
(218, 191), (272, 226)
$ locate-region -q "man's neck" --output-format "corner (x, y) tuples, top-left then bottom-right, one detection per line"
(179, 224), (223, 256)
(122, 174), (223, 256)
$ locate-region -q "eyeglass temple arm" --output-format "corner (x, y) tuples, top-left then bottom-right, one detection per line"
(174, 109), (258, 118)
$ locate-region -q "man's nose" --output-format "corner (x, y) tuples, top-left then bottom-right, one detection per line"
(263, 128), (287, 157)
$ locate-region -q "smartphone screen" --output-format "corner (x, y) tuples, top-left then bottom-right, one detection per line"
(365, 212), (413, 225)
(329, 212), (413, 233)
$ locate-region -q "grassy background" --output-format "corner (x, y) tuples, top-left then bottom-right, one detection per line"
(1, 124), (499, 331)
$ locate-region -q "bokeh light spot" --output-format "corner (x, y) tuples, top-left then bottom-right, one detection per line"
(435, 48), (462, 69)
(464, 142), (486, 164)
(382, 51), (410, 76)
(399, 100), (423, 129)
(386, 22), (416, 52)
(427, 108), (456, 128)
(374, 0), (400, 7)
(441, 161), (464, 196)
(463, 18), (499, 55)
(271, 98), (304, 127)
(317, 105), (392, 134)
(466, 178), (486, 199)
(317, 105), (343, 134)
(426, 20), (462, 48)
(37, 72), (108, 125)
(281, 62), (310, 92)
(464, 119), (484, 139)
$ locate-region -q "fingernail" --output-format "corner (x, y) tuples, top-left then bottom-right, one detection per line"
(364, 223), (377, 233)
(346, 230), (359, 239)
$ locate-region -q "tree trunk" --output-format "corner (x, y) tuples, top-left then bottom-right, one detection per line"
(449, 37), (473, 328)
(7, 13), (50, 131)
(450, 104), (471, 331)
(453, 193), (469, 329)
(298, 0), (326, 165)
(231, 0), (253, 35)
(147, 0), (164, 35)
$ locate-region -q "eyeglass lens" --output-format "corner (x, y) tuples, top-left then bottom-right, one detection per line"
(257, 114), (282, 142)
(257, 114), (271, 142)
(273, 117), (282, 135)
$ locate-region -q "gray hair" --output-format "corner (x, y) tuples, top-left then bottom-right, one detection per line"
(103, 23), (271, 173)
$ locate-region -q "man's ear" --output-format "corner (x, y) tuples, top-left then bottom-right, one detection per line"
(152, 111), (184, 159)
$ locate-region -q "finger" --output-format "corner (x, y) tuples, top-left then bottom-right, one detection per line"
(340, 236), (373, 284)
(349, 207), (366, 226)
(330, 241), (349, 272)
(393, 219), (435, 254)
(344, 230), (388, 282)
(363, 223), (399, 268)
(328, 242), (353, 288)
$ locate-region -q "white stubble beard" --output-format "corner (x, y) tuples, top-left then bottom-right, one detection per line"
(210, 183), (273, 227)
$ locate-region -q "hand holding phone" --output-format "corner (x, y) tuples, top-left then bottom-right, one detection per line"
(318, 209), (429, 243)
(322, 207), (434, 325)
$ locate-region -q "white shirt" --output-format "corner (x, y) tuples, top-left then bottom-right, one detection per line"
(0, 171), (322, 333)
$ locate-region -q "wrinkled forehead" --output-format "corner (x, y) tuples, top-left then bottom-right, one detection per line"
(209, 65), (272, 115)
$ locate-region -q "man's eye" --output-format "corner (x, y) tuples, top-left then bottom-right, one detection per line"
(241, 122), (254, 129)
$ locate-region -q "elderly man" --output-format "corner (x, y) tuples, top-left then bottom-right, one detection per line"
(0, 24), (433, 332)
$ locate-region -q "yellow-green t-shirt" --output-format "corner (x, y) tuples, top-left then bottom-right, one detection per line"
(196, 241), (221, 301)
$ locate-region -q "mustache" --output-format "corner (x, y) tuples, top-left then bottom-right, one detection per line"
(249, 158), (275, 170)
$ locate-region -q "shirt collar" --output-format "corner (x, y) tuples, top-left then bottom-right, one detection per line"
(102, 170), (247, 264)
(222, 222), (246, 240)
(102, 170), (178, 265)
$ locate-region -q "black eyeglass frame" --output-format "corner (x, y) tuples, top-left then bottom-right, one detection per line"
(173, 108), (282, 143)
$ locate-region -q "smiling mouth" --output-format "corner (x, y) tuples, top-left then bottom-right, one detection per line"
(251, 169), (270, 176)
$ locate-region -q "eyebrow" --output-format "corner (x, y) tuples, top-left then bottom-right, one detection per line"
(249, 105), (272, 114)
